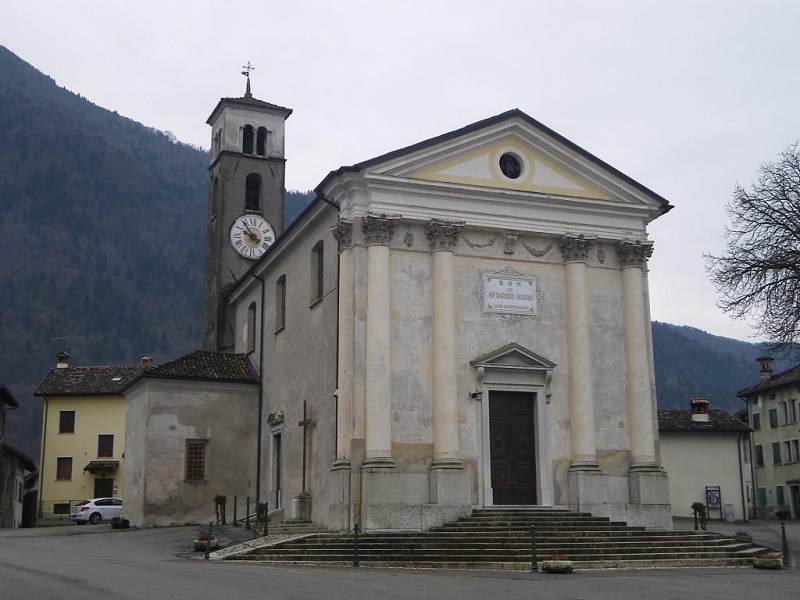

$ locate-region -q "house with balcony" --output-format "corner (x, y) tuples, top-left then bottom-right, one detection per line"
(738, 357), (800, 519)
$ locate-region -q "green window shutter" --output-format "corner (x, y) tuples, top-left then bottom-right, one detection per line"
(752, 413), (761, 430)
(776, 486), (785, 505)
(772, 441), (782, 464)
(758, 487), (767, 506)
(769, 408), (779, 428)
(755, 445), (764, 467)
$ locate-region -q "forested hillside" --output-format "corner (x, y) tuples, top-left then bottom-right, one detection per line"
(0, 46), (312, 460)
(0, 45), (792, 466)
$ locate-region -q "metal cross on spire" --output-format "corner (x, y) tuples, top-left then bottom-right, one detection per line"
(241, 61), (255, 98)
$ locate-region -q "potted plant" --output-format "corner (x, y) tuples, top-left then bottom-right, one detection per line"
(753, 552), (782, 570)
(540, 555), (574, 574)
(194, 532), (219, 551)
(735, 531), (753, 543)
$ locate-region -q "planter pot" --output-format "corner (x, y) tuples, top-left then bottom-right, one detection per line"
(194, 538), (219, 551)
(540, 560), (574, 574)
(753, 556), (782, 570)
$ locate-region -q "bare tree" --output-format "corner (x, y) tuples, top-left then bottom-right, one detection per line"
(707, 143), (800, 348)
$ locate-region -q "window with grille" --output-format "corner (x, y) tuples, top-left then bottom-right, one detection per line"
(59, 411), (75, 434)
(185, 440), (208, 482)
(56, 457), (72, 480)
(97, 434), (114, 457)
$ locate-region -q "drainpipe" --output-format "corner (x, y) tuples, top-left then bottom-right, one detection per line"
(253, 271), (267, 506)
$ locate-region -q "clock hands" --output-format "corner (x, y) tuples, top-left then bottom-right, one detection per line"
(240, 224), (260, 243)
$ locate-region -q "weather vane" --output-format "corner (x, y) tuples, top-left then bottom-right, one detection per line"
(241, 61), (255, 79)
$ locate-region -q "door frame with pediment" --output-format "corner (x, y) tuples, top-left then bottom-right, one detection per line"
(471, 344), (555, 507)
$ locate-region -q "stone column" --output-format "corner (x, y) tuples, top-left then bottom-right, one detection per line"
(426, 219), (465, 468)
(616, 240), (659, 469)
(331, 220), (354, 470)
(559, 235), (599, 471)
(362, 214), (398, 468)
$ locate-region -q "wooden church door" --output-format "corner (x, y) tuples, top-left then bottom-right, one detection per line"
(489, 391), (536, 505)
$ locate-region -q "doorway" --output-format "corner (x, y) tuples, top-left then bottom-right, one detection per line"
(489, 391), (536, 505)
(94, 478), (114, 498)
(791, 485), (800, 519)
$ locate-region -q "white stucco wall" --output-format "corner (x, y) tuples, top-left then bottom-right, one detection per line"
(660, 432), (748, 520)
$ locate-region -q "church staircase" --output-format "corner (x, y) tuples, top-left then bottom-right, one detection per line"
(224, 507), (770, 570)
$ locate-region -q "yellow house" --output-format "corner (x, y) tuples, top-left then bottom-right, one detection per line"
(34, 352), (145, 519)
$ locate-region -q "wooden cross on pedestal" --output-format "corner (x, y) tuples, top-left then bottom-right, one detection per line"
(298, 400), (312, 494)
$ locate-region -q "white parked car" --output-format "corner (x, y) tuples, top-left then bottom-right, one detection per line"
(71, 497), (123, 525)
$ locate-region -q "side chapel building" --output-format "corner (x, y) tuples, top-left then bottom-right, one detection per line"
(126, 82), (675, 529)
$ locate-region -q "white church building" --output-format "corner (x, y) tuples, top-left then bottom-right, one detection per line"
(123, 83), (674, 530)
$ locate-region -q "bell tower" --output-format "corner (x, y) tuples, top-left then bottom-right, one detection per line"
(203, 67), (292, 350)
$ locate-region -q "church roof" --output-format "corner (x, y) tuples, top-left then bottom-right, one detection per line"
(206, 95), (292, 124)
(316, 108), (673, 214)
(35, 366), (145, 397)
(657, 409), (750, 433)
(142, 350), (258, 384)
(737, 363), (800, 397)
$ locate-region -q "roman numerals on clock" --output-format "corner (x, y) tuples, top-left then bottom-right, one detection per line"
(229, 214), (276, 260)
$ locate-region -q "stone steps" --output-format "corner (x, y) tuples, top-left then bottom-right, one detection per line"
(224, 507), (771, 570)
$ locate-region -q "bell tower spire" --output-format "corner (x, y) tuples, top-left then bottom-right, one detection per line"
(203, 69), (292, 351)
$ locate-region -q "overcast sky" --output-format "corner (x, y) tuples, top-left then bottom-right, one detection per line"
(3, 1), (799, 342)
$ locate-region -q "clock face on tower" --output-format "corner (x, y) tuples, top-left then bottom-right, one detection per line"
(230, 214), (275, 260)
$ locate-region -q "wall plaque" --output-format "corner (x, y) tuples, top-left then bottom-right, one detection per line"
(475, 266), (540, 320)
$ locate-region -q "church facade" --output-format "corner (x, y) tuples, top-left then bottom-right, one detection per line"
(204, 86), (674, 531)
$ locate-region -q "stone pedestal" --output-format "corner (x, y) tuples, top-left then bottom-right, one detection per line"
(629, 468), (670, 505)
(289, 492), (312, 522)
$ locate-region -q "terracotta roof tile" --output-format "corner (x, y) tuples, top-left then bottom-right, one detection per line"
(35, 366), (144, 397)
(737, 363), (800, 397)
(657, 409), (750, 433)
(143, 351), (258, 384)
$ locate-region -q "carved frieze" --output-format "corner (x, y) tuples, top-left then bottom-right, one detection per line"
(362, 213), (400, 246)
(331, 219), (353, 253)
(504, 232), (518, 255)
(616, 240), (654, 268)
(425, 219), (465, 251)
(559, 234), (595, 263)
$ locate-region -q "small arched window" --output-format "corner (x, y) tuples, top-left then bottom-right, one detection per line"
(275, 275), (286, 331)
(311, 241), (324, 303)
(247, 302), (257, 351)
(243, 124), (254, 154)
(212, 177), (220, 219)
(245, 173), (261, 211)
(256, 127), (268, 156)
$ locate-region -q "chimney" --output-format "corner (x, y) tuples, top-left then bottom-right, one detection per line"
(56, 351), (70, 369)
(690, 397), (710, 422)
(139, 354), (154, 368)
(757, 356), (774, 382)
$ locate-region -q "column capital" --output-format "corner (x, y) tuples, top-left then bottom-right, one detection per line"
(559, 234), (595, 263)
(616, 240), (654, 268)
(425, 219), (465, 251)
(362, 214), (400, 246)
(331, 219), (353, 253)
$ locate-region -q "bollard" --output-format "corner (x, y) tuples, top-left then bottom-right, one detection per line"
(353, 523), (360, 567)
(782, 521), (789, 566)
(204, 521), (213, 561)
(233, 495), (238, 527)
(530, 525), (538, 572)
(246, 497), (251, 531)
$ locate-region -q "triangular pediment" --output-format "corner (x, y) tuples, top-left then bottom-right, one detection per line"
(471, 343), (556, 371)
(404, 136), (611, 200)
